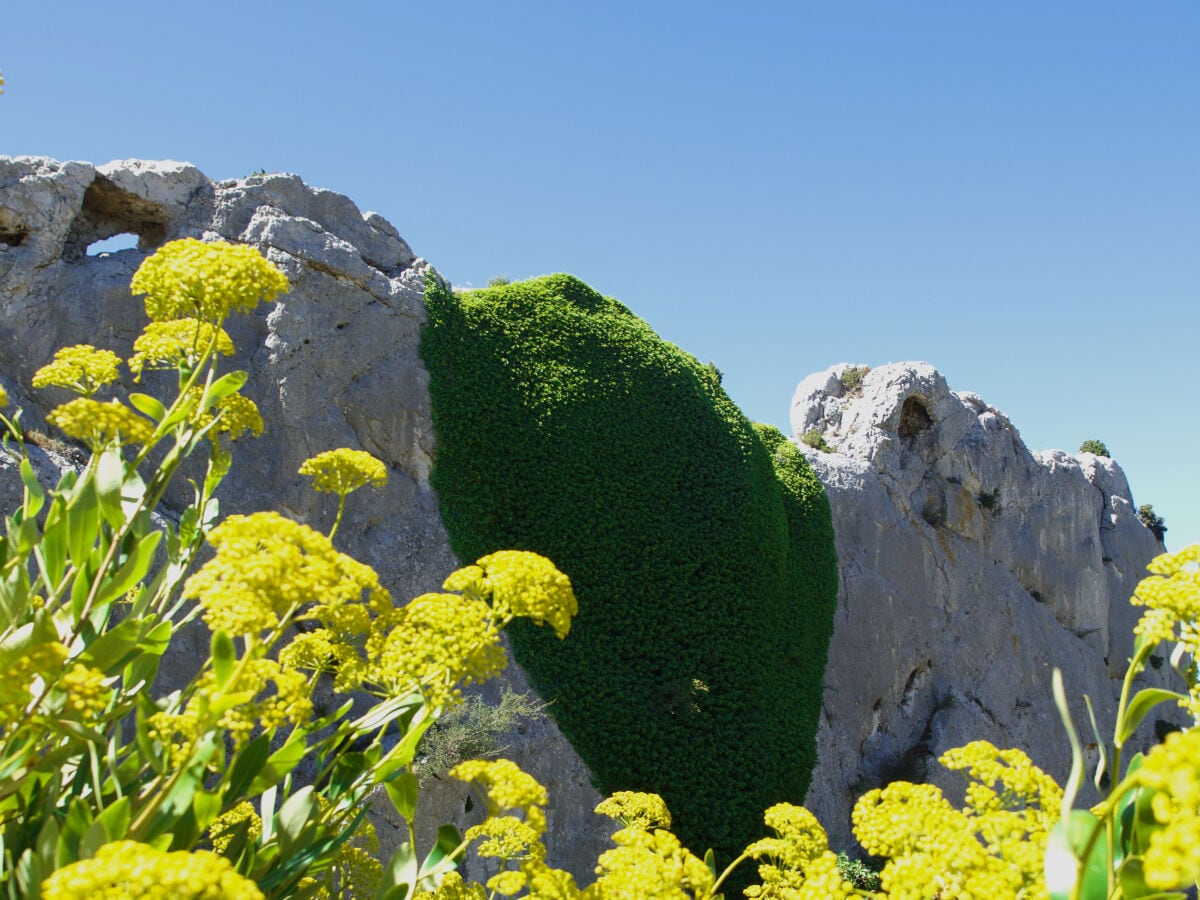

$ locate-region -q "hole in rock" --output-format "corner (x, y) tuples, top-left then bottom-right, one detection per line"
(0, 229), (27, 248)
(87, 232), (140, 256)
(898, 396), (933, 439)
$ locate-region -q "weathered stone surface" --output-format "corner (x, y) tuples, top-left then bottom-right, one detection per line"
(0, 156), (612, 877)
(2, 156), (1182, 874)
(792, 362), (1176, 848)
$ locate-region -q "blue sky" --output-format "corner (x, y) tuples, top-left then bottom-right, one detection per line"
(2, 2), (1197, 549)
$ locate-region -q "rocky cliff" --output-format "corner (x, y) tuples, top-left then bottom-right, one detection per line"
(0, 157), (1174, 868)
(793, 362), (1173, 847)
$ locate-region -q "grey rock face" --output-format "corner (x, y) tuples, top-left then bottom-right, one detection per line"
(0, 156), (612, 878)
(792, 362), (1174, 848)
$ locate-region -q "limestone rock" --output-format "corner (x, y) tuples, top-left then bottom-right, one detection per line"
(792, 362), (1175, 848)
(0, 156), (612, 878)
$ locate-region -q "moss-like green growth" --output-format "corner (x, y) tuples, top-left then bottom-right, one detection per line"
(420, 274), (838, 869)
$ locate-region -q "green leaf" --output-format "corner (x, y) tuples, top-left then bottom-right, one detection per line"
(377, 842), (417, 900)
(1047, 810), (1111, 900)
(95, 446), (127, 529)
(65, 476), (100, 569)
(225, 735), (271, 802)
(96, 531), (161, 606)
(129, 392), (167, 422)
(94, 796), (131, 843)
(384, 772), (419, 824)
(204, 370), (249, 406)
(418, 824), (463, 880)
(1117, 689), (1187, 746)
(211, 630), (236, 688)
(275, 786), (317, 858)
(20, 458), (45, 519)
(248, 733), (308, 796)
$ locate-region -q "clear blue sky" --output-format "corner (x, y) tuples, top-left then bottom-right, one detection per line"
(3, 2), (1197, 550)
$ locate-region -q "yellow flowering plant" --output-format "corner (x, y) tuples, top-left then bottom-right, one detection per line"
(0, 239), (582, 899)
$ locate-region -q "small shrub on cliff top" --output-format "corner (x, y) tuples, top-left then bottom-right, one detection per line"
(1139, 503), (1168, 542)
(1079, 439), (1110, 457)
(840, 365), (869, 393)
(801, 427), (833, 453)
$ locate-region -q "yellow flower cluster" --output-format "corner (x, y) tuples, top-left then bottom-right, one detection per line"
(146, 709), (201, 767)
(207, 801), (263, 853)
(0, 383), (7, 406)
(56, 663), (111, 720)
(594, 791), (673, 830)
(444, 550), (579, 639)
(46, 397), (154, 449)
(366, 592), (507, 709)
(198, 658), (313, 745)
(128, 318), (235, 378)
(451, 758), (550, 821)
(214, 393), (264, 440)
(41, 840), (265, 899)
(183, 512), (384, 636)
(850, 741), (1058, 899)
(32, 344), (121, 395)
(0, 640), (68, 728)
(744, 803), (855, 900)
(299, 448), (388, 496)
(414, 872), (487, 900)
(131, 238), (289, 323)
(588, 822), (715, 899)
(1134, 728), (1200, 889)
(1132, 544), (1200, 718)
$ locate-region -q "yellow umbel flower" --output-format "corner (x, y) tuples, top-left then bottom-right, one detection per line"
(215, 393), (264, 440)
(0, 640), (68, 728)
(300, 448), (388, 496)
(595, 791), (673, 830)
(41, 840), (264, 899)
(465, 815), (547, 863)
(128, 318), (235, 378)
(208, 801), (263, 853)
(56, 663), (110, 720)
(1132, 545), (1200, 718)
(131, 238), (288, 323)
(0, 383), (9, 407)
(589, 824), (715, 899)
(444, 550), (579, 639)
(366, 592), (507, 708)
(46, 397), (154, 448)
(1135, 728), (1200, 890)
(183, 511), (383, 636)
(413, 872), (487, 900)
(32, 345), (121, 395)
(451, 759), (549, 819)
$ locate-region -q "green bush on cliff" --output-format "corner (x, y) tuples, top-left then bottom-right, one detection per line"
(420, 273), (838, 869)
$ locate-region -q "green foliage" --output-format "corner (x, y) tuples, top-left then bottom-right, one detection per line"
(414, 689), (546, 779)
(486, 276), (511, 287)
(801, 428), (833, 453)
(1138, 504), (1167, 542)
(420, 274), (839, 873)
(1079, 439), (1110, 457)
(839, 365), (868, 393)
(836, 852), (882, 892)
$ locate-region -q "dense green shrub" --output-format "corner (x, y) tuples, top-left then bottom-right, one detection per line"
(420, 274), (838, 871)
(839, 365), (869, 393)
(1138, 503), (1168, 542)
(1079, 439), (1110, 457)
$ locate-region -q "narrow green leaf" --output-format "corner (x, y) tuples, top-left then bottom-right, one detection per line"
(95, 447), (127, 529)
(225, 735), (271, 802)
(1117, 689), (1187, 746)
(248, 734), (307, 796)
(204, 370), (248, 405)
(211, 630), (236, 688)
(275, 786), (317, 857)
(128, 393), (167, 422)
(20, 458), (45, 519)
(96, 531), (161, 606)
(66, 477), (100, 568)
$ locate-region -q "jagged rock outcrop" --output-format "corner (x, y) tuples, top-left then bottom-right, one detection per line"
(0, 156), (611, 878)
(2, 157), (1179, 873)
(793, 362), (1174, 848)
